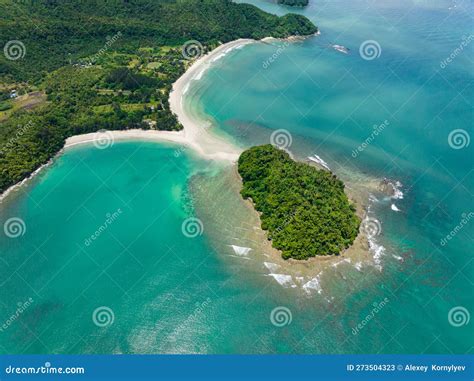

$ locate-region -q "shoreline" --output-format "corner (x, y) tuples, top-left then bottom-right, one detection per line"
(1, 36), (312, 202)
(67, 39), (259, 160)
(0, 38), (259, 203)
(0, 32), (384, 286)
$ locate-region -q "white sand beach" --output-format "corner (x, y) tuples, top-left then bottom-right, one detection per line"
(168, 39), (256, 160)
(2, 37), (305, 201)
(65, 39), (258, 162)
(0, 39), (256, 202)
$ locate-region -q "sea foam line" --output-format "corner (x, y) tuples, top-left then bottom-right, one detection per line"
(307, 154), (330, 170)
(302, 272), (323, 294)
(268, 273), (296, 288)
(228, 245), (252, 256)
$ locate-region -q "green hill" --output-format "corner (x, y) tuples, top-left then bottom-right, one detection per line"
(0, 0), (317, 82)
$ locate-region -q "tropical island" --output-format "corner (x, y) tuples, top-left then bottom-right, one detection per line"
(238, 145), (360, 260)
(0, 0), (317, 193)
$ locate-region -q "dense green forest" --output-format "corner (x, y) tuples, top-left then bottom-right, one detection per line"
(0, 0), (317, 193)
(0, 0), (317, 82)
(277, 0), (309, 7)
(238, 145), (360, 260)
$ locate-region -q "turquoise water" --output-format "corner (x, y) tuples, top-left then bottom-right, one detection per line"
(1, 0), (473, 354)
(188, 0), (474, 352)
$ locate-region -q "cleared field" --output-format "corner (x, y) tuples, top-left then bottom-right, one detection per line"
(0, 91), (47, 121)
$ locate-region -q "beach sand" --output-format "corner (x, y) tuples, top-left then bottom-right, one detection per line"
(66, 39), (258, 162)
(0, 39), (256, 202)
(0, 34), (379, 294)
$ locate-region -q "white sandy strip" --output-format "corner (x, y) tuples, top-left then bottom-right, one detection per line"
(64, 129), (187, 148)
(168, 39), (256, 160)
(2, 37), (306, 200)
(64, 39), (258, 162)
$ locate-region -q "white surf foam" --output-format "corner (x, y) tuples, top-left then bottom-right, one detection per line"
(263, 262), (281, 272)
(354, 261), (363, 271)
(211, 53), (226, 62)
(332, 44), (349, 54)
(224, 46), (236, 54)
(368, 237), (385, 271)
(193, 67), (207, 81)
(391, 203), (401, 212)
(302, 272), (323, 294)
(369, 194), (379, 203)
(228, 255), (251, 260)
(182, 82), (190, 95)
(391, 181), (404, 200)
(228, 245), (252, 256)
(268, 273), (295, 288)
(307, 155), (330, 170)
(325, 296), (335, 303)
(0, 156), (55, 204)
(295, 276), (305, 284)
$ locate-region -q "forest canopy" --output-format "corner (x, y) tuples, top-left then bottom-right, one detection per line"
(0, 0), (317, 82)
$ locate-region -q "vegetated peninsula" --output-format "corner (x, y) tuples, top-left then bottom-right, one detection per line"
(238, 145), (360, 260)
(277, 0), (309, 7)
(0, 0), (317, 194)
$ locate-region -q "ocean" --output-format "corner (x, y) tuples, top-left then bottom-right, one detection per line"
(0, 0), (472, 353)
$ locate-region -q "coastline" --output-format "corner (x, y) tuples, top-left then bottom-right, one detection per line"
(0, 38), (258, 203)
(168, 38), (254, 160)
(66, 39), (258, 160)
(192, 163), (377, 296)
(0, 159), (54, 204)
(0, 36), (310, 202)
(0, 32), (382, 292)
